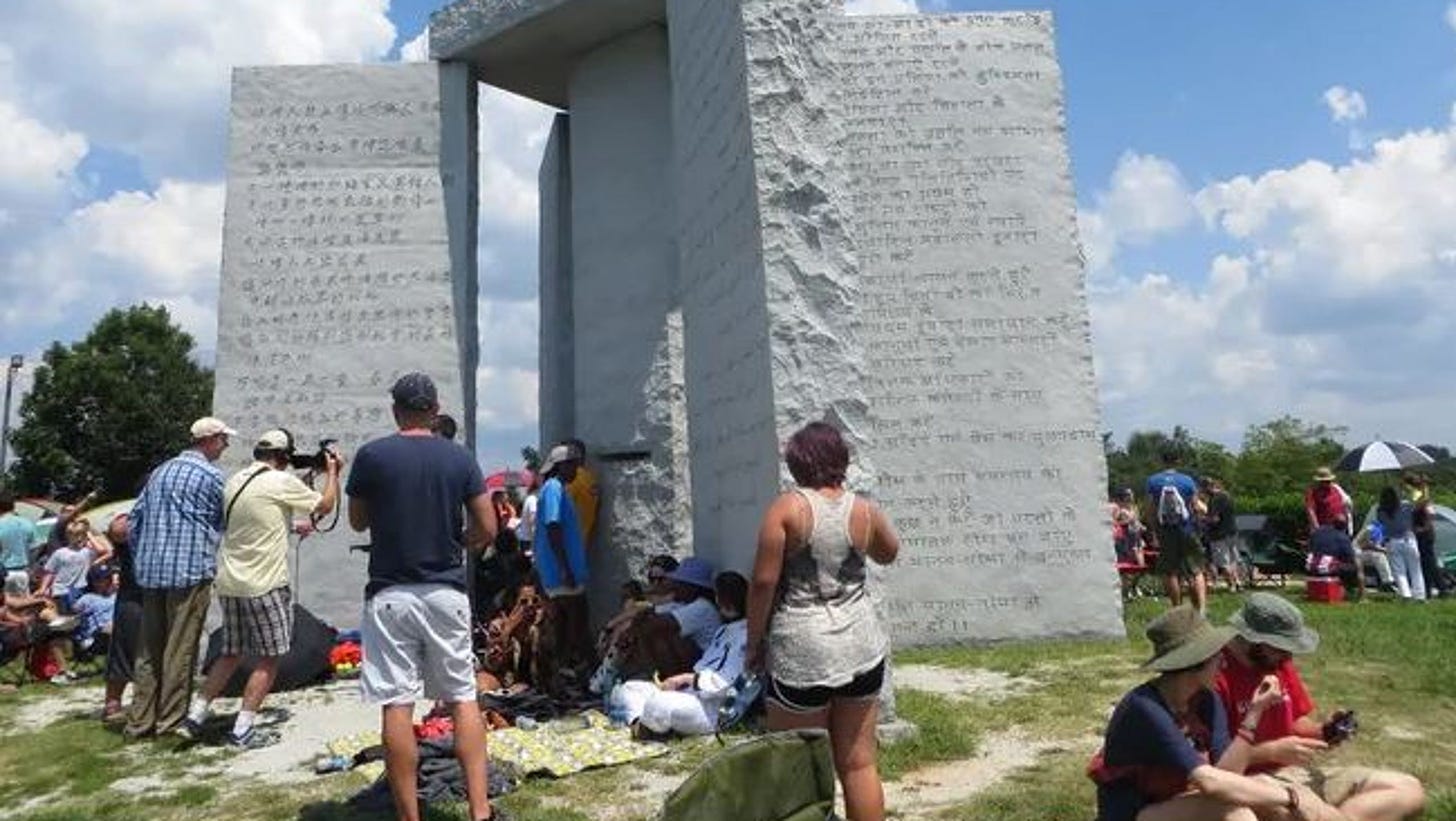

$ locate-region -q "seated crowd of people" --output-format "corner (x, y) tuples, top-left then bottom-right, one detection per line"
(0, 491), (124, 685)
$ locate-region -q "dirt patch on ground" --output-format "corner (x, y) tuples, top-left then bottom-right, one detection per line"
(885, 731), (1094, 816)
(894, 664), (1037, 701)
(9, 683), (104, 730)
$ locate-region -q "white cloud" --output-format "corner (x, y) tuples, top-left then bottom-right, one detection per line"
(1446, 2), (1456, 32)
(1, 181), (223, 337)
(0, 99), (86, 195)
(0, 0), (397, 179)
(1322, 85), (1367, 123)
(1094, 123), (1456, 447)
(400, 27), (431, 63)
(1078, 151), (1196, 272)
(844, 0), (920, 14)
(72, 181), (224, 293)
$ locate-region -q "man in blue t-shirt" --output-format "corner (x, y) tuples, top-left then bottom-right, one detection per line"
(534, 443), (591, 673)
(346, 372), (501, 821)
(1146, 450), (1206, 613)
(0, 491), (37, 579)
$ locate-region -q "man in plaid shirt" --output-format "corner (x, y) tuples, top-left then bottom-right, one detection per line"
(124, 417), (233, 739)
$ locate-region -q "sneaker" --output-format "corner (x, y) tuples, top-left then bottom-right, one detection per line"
(229, 727), (281, 750)
(48, 671), (78, 686)
(174, 717), (205, 741)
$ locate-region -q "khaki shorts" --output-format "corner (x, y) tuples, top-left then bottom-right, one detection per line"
(360, 584), (475, 705)
(1258, 765), (1380, 806)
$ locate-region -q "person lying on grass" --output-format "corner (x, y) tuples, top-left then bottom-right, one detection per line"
(1216, 593), (1425, 821)
(1089, 605), (1350, 821)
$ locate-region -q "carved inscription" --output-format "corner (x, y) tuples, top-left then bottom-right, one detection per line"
(213, 64), (466, 626)
(216, 65), (462, 450)
(836, 14), (1121, 642)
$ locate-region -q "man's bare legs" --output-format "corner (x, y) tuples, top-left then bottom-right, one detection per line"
(449, 698), (493, 821)
(382, 704), (422, 821)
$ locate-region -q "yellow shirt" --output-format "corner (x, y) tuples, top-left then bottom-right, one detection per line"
(216, 463), (321, 597)
(566, 465), (600, 547)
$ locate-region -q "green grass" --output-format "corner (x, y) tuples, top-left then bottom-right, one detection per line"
(908, 590), (1456, 820)
(0, 589), (1450, 820)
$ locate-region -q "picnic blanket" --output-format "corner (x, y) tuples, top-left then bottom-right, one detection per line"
(326, 710), (667, 782)
(489, 710), (669, 778)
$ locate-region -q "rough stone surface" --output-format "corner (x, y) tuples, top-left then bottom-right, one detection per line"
(214, 63), (477, 628)
(430, 0), (664, 107)
(666, 0), (781, 572)
(564, 26), (692, 618)
(538, 113), (574, 447)
(835, 13), (1124, 643)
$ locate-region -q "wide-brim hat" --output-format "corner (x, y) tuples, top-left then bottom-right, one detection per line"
(1143, 605), (1236, 672)
(1229, 592), (1319, 655)
(666, 556), (715, 591)
(1313, 467), (1336, 482)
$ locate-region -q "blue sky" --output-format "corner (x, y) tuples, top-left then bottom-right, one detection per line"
(3, 0), (1456, 471)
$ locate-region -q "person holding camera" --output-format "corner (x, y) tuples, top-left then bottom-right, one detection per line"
(177, 428), (342, 748)
(1214, 593), (1425, 821)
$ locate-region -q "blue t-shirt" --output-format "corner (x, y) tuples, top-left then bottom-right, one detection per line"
(346, 434), (485, 598)
(1146, 470), (1197, 527)
(0, 513), (37, 572)
(532, 477), (588, 590)
(73, 591), (116, 644)
(1095, 683), (1229, 821)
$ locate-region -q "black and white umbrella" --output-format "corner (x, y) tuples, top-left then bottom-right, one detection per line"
(1334, 440), (1435, 473)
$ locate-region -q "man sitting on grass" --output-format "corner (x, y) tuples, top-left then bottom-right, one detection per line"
(1215, 593), (1425, 821)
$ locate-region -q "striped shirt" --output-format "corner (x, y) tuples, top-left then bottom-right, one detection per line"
(131, 449), (224, 589)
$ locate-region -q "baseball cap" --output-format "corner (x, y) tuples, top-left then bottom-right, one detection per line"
(88, 564), (116, 585)
(390, 372), (438, 411)
(190, 417), (238, 440)
(256, 429), (292, 452)
(538, 443), (576, 477)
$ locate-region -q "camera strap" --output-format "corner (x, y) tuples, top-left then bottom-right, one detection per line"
(224, 466), (273, 528)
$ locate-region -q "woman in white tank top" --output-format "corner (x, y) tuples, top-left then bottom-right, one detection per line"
(746, 422), (901, 821)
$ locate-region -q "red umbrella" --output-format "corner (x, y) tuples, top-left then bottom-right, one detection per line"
(483, 468), (534, 493)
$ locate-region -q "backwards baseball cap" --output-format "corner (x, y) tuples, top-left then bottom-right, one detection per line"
(390, 372), (438, 411)
(190, 417), (238, 440)
(256, 429), (293, 452)
(538, 443), (577, 477)
(88, 564), (116, 584)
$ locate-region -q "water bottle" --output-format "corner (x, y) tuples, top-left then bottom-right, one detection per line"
(314, 755), (351, 774)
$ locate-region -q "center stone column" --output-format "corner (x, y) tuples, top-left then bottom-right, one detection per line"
(565, 25), (693, 620)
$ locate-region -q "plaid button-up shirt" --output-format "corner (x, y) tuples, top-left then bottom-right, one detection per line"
(131, 449), (224, 589)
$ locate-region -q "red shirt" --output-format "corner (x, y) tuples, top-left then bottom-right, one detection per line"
(1213, 648), (1315, 772)
(1304, 484), (1346, 527)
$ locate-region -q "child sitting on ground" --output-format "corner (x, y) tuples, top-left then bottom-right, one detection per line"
(71, 565), (118, 654)
(39, 519), (110, 612)
(608, 571), (750, 737)
(1, 572), (76, 683)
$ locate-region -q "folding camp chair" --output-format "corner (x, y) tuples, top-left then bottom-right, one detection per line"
(659, 729), (838, 821)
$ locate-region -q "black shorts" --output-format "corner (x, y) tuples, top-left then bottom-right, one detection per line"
(768, 659), (886, 714)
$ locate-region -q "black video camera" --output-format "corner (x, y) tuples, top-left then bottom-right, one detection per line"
(289, 438), (339, 472)
(1322, 710), (1358, 745)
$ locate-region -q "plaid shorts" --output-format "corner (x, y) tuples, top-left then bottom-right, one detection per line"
(220, 586), (293, 658)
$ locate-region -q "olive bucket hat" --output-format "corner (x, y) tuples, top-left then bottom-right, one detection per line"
(1228, 592), (1320, 655)
(1143, 605), (1237, 672)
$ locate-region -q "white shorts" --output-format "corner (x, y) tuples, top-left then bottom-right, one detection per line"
(360, 584), (475, 706)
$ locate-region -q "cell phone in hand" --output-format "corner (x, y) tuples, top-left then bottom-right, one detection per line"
(1322, 710), (1358, 745)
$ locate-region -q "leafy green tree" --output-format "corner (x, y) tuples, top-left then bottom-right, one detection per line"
(8, 305), (213, 500)
(1231, 416), (1346, 499)
(1105, 427), (1233, 497)
(520, 445), (541, 473)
